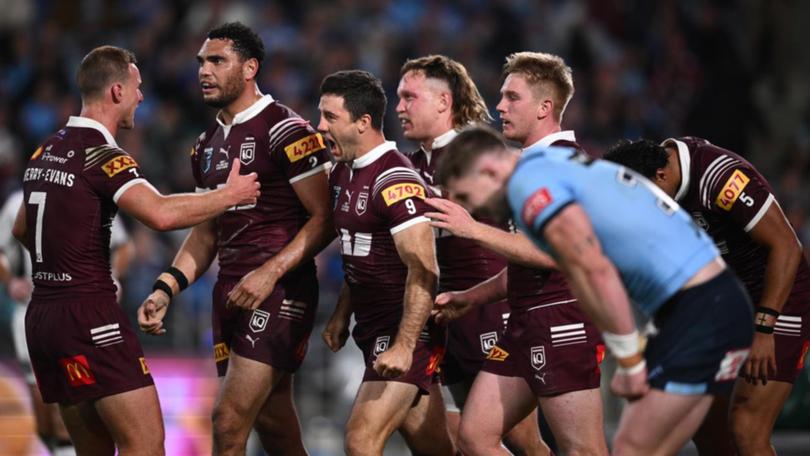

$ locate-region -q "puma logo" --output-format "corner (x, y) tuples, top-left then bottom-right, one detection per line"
(246, 334), (260, 348)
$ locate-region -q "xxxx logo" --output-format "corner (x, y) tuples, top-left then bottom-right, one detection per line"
(101, 155), (138, 177)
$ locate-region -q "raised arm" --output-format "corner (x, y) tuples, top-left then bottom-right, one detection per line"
(373, 221), (438, 378)
(118, 159), (259, 231)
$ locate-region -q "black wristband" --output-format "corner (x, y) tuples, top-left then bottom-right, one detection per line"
(166, 266), (189, 291)
(152, 279), (173, 299)
(756, 307), (780, 318)
(755, 324), (774, 334)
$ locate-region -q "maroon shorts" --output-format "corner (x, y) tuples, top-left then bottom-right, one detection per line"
(482, 300), (604, 396)
(769, 291), (810, 383)
(212, 271), (318, 377)
(356, 319), (446, 394)
(25, 296), (153, 405)
(441, 299), (510, 386)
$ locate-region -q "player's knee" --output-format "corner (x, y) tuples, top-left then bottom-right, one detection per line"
(212, 402), (244, 440)
(730, 407), (769, 452)
(457, 422), (491, 456)
(345, 426), (383, 456)
(613, 428), (651, 456)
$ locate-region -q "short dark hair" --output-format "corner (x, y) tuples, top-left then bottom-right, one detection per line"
(77, 45), (137, 101)
(401, 55), (492, 127)
(603, 139), (669, 180)
(208, 22), (265, 71)
(436, 125), (508, 185)
(319, 70), (387, 130)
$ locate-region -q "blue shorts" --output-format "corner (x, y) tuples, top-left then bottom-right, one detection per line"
(645, 269), (753, 395)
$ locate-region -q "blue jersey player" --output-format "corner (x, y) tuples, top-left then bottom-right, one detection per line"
(433, 126), (754, 456)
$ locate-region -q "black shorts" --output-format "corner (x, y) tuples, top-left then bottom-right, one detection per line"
(645, 269), (753, 395)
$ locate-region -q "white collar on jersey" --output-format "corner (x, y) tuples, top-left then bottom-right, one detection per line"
(524, 130), (576, 150)
(661, 138), (691, 202)
(352, 140), (397, 169)
(420, 129), (458, 166)
(216, 94), (276, 127)
(66, 116), (119, 147)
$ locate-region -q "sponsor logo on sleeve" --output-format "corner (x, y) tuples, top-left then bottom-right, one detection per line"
(381, 183), (426, 206)
(521, 187), (553, 227)
(101, 155), (138, 177)
(426, 346), (445, 375)
(530, 345), (546, 371)
(214, 342), (230, 362)
(59, 355), (96, 387)
(284, 133), (326, 163)
(715, 170), (750, 211)
(139, 357), (150, 375)
(486, 345), (509, 361)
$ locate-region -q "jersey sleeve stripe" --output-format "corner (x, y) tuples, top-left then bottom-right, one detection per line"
(84, 146), (124, 170)
(288, 162), (332, 184)
(268, 118), (308, 150)
(389, 215), (430, 235)
(703, 159), (740, 207)
(372, 167), (426, 195)
(699, 156), (736, 207)
(112, 178), (150, 204)
(195, 186), (210, 193)
(743, 193), (775, 232)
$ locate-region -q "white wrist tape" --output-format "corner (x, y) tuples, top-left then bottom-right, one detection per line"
(603, 330), (640, 359)
(615, 359), (646, 376)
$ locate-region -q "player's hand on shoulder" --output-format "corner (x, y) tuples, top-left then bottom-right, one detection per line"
(226, 267), (278, 310)
(610, 359), (649, 401)
(373, 343), (413, 378)
(433, 291), (472, 324)
(322, 314), (350, 352)
(137, 290), (170, 335)
(224, 158), (261, 206)
(425, 197), (480, 240)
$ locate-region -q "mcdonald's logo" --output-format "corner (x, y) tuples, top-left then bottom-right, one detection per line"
(59, 355), (96, 387)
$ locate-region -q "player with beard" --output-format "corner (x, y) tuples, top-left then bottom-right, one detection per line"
(605, 138), (810, 456)
(396, 54), (550, 454)
(318, 70), (454, 456)
(426, 52), (607, 456)
(137, 23), (333, 456)
(14, 45), (259, 455)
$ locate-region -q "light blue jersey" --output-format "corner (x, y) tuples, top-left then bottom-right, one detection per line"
(507, 146), (719, 316)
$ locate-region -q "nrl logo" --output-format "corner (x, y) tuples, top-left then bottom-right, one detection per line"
(249, 309), (270, 333)
(373, 335), (390, 357)
(240, 141), (256, 165)
(530, 345), (546, 371)
(355, 192), (369, 216)
(479, 331), (498, 354)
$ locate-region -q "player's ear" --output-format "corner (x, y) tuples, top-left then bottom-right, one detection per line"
(243, 58), (259, 81)
(537, 98), (553, 120)
(356, 114), (372, 134)
(111, 82), (124, 104)
(438, 91), (451, 114)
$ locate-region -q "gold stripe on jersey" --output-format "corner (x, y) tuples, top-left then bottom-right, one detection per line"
(284, 133), (325, 162)
(84, 145), (123, 170)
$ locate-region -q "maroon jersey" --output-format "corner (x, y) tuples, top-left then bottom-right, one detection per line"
(507, 131), (582, 311)
(330, 141), (433, 343)
(22, 116), (146, 300)
(663, 136), (810, 307)
(408, 130), (507, 291)
(191, 95), (331, 280)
